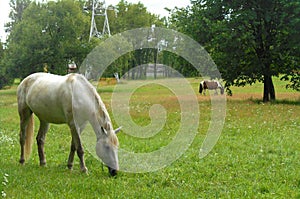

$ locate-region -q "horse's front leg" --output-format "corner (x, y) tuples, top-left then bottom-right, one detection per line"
(36, 121), (49, 166)
(214, 89), (218, 95)
(67, 138), (76, 170)
(69, 125), (88, 173)
(76, 142), (88, 173)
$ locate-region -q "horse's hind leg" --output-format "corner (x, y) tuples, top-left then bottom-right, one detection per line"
(19, 119), (27, 164)
(19, 108), (32, 164)
(36, 120), (49, 166)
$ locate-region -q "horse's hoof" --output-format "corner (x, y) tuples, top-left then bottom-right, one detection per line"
(40, 161), (46, 167)
(19, 159), (25, 165)
(108, 168), (118, 177)
(81, 167), (88, 174)
(67, 163), (73, 170)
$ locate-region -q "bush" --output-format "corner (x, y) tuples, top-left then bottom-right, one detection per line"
(0, 73), (14, 89)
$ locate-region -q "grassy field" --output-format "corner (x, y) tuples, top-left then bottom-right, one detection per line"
(0, 77), (299, 198)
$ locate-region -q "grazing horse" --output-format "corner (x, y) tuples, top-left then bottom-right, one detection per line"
(17, 73), (121, 176)
(199, 80), (224, 95)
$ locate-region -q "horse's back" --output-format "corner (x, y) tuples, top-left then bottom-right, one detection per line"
(204, 80), (219, 89)
(18, 73), (77, 124)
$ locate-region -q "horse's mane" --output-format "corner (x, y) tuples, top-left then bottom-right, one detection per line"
(72, 74), (119, 147)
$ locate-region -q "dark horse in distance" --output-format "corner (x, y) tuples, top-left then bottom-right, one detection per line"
(199, 80), (224, 95)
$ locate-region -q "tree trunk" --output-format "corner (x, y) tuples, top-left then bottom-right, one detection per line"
(263, 74), (276, 102)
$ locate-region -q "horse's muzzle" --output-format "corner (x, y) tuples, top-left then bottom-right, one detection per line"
(108, 167), (117, 176)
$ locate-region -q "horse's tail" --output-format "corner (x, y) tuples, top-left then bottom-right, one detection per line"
(199, 82), (203, 94)
(24, 114), (34, 160)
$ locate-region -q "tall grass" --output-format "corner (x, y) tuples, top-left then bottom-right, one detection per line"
(0, 78), (299, 198)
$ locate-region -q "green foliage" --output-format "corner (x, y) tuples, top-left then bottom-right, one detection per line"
(4, 0), (91, 78)
(2, 0), (170, 81)
(0, 74), (14, 90)
(170, 0), (300, 101)
(5, 0), (31, 33)
(0, 43), (14, 89)
(104, 0), (167, 79)
(110, 0), (162, 32)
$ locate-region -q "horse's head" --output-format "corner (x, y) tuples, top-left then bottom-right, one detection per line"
(220, 87), (225, 95)
(216, 81), (225, 95)
(96, 127), (121, 176)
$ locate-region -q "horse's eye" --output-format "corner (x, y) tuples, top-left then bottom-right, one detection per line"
(105, 144), (110, 150)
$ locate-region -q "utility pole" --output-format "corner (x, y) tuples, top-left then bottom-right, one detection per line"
(84, 0), (111, 41)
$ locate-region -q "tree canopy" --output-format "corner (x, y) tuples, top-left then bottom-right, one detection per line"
(0, 0), (167, 87)
(3, 0), (91, 78)
(170, 0), (300, 101)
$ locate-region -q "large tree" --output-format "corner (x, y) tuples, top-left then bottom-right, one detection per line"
(0, 0), (30, 88)
(4, 0), (91, 78)
(170, 0), (300, 101)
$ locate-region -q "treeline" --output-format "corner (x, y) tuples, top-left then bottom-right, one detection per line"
(0, 0), (195, 88)
(0, 0), (299, 101)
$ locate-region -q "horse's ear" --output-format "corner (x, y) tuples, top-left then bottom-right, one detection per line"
(114, 126), (122, 134)
(101, 126), (108, 135)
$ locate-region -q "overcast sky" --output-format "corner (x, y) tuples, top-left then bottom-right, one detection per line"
(0, 0), (191, 42)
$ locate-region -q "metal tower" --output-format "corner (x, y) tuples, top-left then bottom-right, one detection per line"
(85, 0), (111, 41)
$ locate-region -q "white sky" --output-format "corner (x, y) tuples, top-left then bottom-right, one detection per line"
(0, 0), (191, 42)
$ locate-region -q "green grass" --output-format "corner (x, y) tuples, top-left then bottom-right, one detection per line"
(0, 78), (300, 198)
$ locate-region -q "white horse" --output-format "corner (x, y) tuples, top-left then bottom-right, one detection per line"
(17, 72), (121, 176)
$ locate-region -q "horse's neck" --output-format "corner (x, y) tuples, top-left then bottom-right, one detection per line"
(91, 100), (113, 141)
(95, 95), (112, 129)
(216, 81), (223, 88)
(72, 75), (112, 137)
(86, 83), (112, 136)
